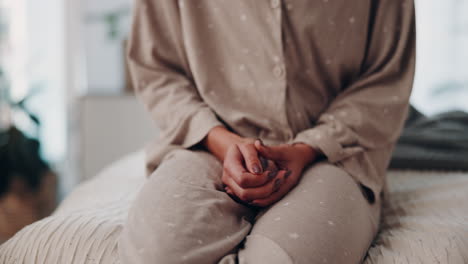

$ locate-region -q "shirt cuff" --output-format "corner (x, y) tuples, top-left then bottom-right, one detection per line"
(289, 125), (347, 163)
(181, 108), (225, 149)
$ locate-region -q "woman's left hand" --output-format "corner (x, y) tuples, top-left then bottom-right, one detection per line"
(247, 140), (318, 207)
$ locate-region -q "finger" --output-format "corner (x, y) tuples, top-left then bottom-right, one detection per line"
(250, 171), (296, 207)
(224, 146), (266, 187)
(225, 160), (263, 188)
(245, 168), (279, 188)
(259, 156), (269, 171)
(224, 169), (288, 202)
(238, 143), (262, 175)
(265, 159), (280, 174)
(254, 141), (283, 161)
(224, 145), (249, 183)
(248, 160), (280, 187)
(225, 145), (278, 188)
(244, 158), (279, 187)
(224, 186), (251, 206)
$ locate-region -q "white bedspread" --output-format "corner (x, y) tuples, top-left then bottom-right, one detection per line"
(1, 151), (467, 264)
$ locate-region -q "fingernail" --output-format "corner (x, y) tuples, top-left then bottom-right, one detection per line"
(252, 164), (262, 174)
(268, 169), (278, 180)
(273, 179), (282, 192)
(259, 156), (268, 170)
(284, 170), (292, 179)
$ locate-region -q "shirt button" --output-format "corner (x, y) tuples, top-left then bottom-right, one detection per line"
(270, 0), (280, 8)
(273, 65), (285, 78)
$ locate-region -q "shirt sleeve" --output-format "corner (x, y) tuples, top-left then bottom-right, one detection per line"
(290, 0), (416, 200)
(127, 0), (224, 149)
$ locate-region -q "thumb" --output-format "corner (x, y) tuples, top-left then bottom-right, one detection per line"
(254, 140), (283, 161)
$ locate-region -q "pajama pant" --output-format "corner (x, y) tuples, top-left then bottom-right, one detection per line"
(118, 149), (381, 264)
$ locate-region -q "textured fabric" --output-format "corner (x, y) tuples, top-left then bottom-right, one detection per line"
(128, 0), (416, 202)
(390, 107), (468, 170)
(0, 151), (467, 263)
(118, 149), (380, 264)
(364, 170), (468, 264)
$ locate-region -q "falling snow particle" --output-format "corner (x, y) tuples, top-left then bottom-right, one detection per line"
(240, 14), (247, 21)
(349, 17), (356, 24)
(283, 202), (290, 206)
(239, 64), (246, 71)
(275, 217), (281, 221)
(328, 220), (335, 226)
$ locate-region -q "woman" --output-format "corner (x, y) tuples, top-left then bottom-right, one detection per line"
(119, 0), (415, 263)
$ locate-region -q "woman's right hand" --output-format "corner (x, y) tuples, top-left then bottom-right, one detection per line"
(202, 126), (288, 204)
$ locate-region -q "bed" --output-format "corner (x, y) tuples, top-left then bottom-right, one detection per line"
(1, 150), (467, 264)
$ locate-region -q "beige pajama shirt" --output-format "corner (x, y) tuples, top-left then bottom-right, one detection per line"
(118, 0), (416, 263)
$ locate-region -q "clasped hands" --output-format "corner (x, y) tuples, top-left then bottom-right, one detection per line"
(222, 139), (316, 207)
(202, 126), (317, 207)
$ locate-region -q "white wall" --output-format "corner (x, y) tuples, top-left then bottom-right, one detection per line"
(82, 0), (132, 94)
(2, 0), (67, 164)
(412, 0), (468, 115)
(25, 0), (66, 163)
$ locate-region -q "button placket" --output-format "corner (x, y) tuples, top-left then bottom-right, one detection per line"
(270, 0), (280, 9)
(267, 0), (293, 142)
(273, 65), (285, 79)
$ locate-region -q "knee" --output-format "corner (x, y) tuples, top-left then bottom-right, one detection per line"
(118, 203), (182, 264)
(157, 149), (223, 189)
